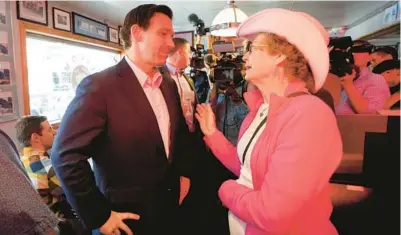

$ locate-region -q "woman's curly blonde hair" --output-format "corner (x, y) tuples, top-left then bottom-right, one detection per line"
(252, 33), (315, 92)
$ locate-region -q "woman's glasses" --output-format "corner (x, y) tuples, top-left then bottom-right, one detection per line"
(243, 40), (271, 53)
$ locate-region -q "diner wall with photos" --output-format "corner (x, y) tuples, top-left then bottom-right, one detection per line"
(0, 1), (19, 124)
(0, 1), (121, 142)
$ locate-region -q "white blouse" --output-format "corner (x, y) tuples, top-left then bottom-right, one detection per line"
(228, 103), (269, 235)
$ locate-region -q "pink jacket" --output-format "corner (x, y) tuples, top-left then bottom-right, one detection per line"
(204, 84), (342, 235)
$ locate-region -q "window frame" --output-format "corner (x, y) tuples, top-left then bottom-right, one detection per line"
(19, 21), (123, 126)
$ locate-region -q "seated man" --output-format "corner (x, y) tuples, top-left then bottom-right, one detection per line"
(335, 41), (390, 114)
(15, 116), (72, 218)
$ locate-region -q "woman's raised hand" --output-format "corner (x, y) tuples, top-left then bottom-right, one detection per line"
(195, 103), (217, 137)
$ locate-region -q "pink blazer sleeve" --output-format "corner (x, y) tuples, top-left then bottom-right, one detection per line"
(218, 101), (343, 233)
(204, 130), (241, 176)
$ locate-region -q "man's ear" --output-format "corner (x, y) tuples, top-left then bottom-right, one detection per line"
(30, 133), (40, 144)
(130, 25), (142, 42)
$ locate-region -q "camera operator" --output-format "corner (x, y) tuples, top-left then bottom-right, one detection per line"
(189, 49), (210, 103)
(203, 54), (218, 102)
(207, 54), (249, 146)
(335, 40), (390, 114)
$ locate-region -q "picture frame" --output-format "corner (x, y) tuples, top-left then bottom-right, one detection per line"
(0, 62), (12, 86)
(118, 25), (123, 46)
(174, 30), (194, 46)
(0, 86), (19, 123)
(0, 1), (7, 25)
(72, 12), (108, 42)
(109, 27), (119, 44)
(17, 1), (48, 26)
(52, 7), (71, 32)
(0, 30), (9, 56)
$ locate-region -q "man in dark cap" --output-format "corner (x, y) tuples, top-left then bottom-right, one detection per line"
(372, 59), (400, 109)
(370, 46), (398, 69)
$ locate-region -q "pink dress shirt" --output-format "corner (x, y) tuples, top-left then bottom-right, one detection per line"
(335, 68), (390, 114)
(125, 56), (171, 157)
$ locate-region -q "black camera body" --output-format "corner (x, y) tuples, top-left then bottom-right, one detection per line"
(329, 36), (355, 78)
(189, 44), (206, 77)
(213, 54), (245, 92)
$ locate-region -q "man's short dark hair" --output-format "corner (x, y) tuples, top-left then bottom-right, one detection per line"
(120, 4), (173, 50)
(15, 116), (47, 147)
(169, 38), (190, 56)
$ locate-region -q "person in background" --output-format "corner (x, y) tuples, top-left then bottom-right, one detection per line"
(15, 116), (66, 215)
(335, 41), (390, 114)
(166, 38), (197, 133)
(370, 46), (398, 69)
(166, 37), (231, 235)
(202, 53), (218, 102)
(51, 4), (197, 235)
(207, 55), (249, 146)
(15, 116), (89, 235)
(372, 59), (400, 110)
(196, 8), (342, 235)
(0, 129), (59, 235)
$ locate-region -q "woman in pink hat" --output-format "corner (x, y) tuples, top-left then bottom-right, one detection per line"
(196, 9), (342, 235)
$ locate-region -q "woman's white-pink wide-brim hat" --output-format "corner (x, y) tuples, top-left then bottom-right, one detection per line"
(236, 8), (329, 91)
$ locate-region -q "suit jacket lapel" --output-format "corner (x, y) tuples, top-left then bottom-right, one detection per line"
(183, 74), (195, 91)
(117, 59), (168, 161)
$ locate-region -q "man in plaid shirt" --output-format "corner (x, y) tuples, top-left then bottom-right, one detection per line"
(15, 115), (73, 218)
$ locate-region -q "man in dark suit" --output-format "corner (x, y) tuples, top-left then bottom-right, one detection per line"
(51, 4), (196, 235)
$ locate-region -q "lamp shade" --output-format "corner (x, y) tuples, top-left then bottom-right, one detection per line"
(210, 6), (248, 37)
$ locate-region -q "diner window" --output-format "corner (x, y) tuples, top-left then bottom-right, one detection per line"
(26, 33), (121, 123)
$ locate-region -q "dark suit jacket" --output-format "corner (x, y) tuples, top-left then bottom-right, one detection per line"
(51, 58), (196, 234)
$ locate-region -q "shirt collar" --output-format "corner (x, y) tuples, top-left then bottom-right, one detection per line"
(359, 67), (371, 79)
(125, 56), (162, 88)
(22, 147), (47, 159)
(166, 63), (177, 74)
(166, 63), (184, 76)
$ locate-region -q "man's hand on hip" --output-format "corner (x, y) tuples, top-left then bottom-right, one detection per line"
(99, 211), (140, 235)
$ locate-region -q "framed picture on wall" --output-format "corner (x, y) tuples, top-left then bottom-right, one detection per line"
(53, 7), (71, 32)
(174, 30), (194, 46)
(118, 25), (123, 46)
(109, 27), (119, 44)
(0, 62), (11, 86)
(0, 87), (19, 122)
(72, 12), (108, 41)
(0, 1), (7, 25)
(0, 31), (9, 55)
(17, 0), (48, 26)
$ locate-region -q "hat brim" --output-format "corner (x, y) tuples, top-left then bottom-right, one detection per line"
(236, 8), (329, 91)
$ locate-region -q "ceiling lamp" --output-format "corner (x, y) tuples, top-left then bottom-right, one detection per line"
(210, 0), (248, 37)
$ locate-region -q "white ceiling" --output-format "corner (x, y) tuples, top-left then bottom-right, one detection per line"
(65, 1), (392, 32)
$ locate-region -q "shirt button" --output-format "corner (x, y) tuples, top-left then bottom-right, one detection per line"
(167, 188), (171, 192)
